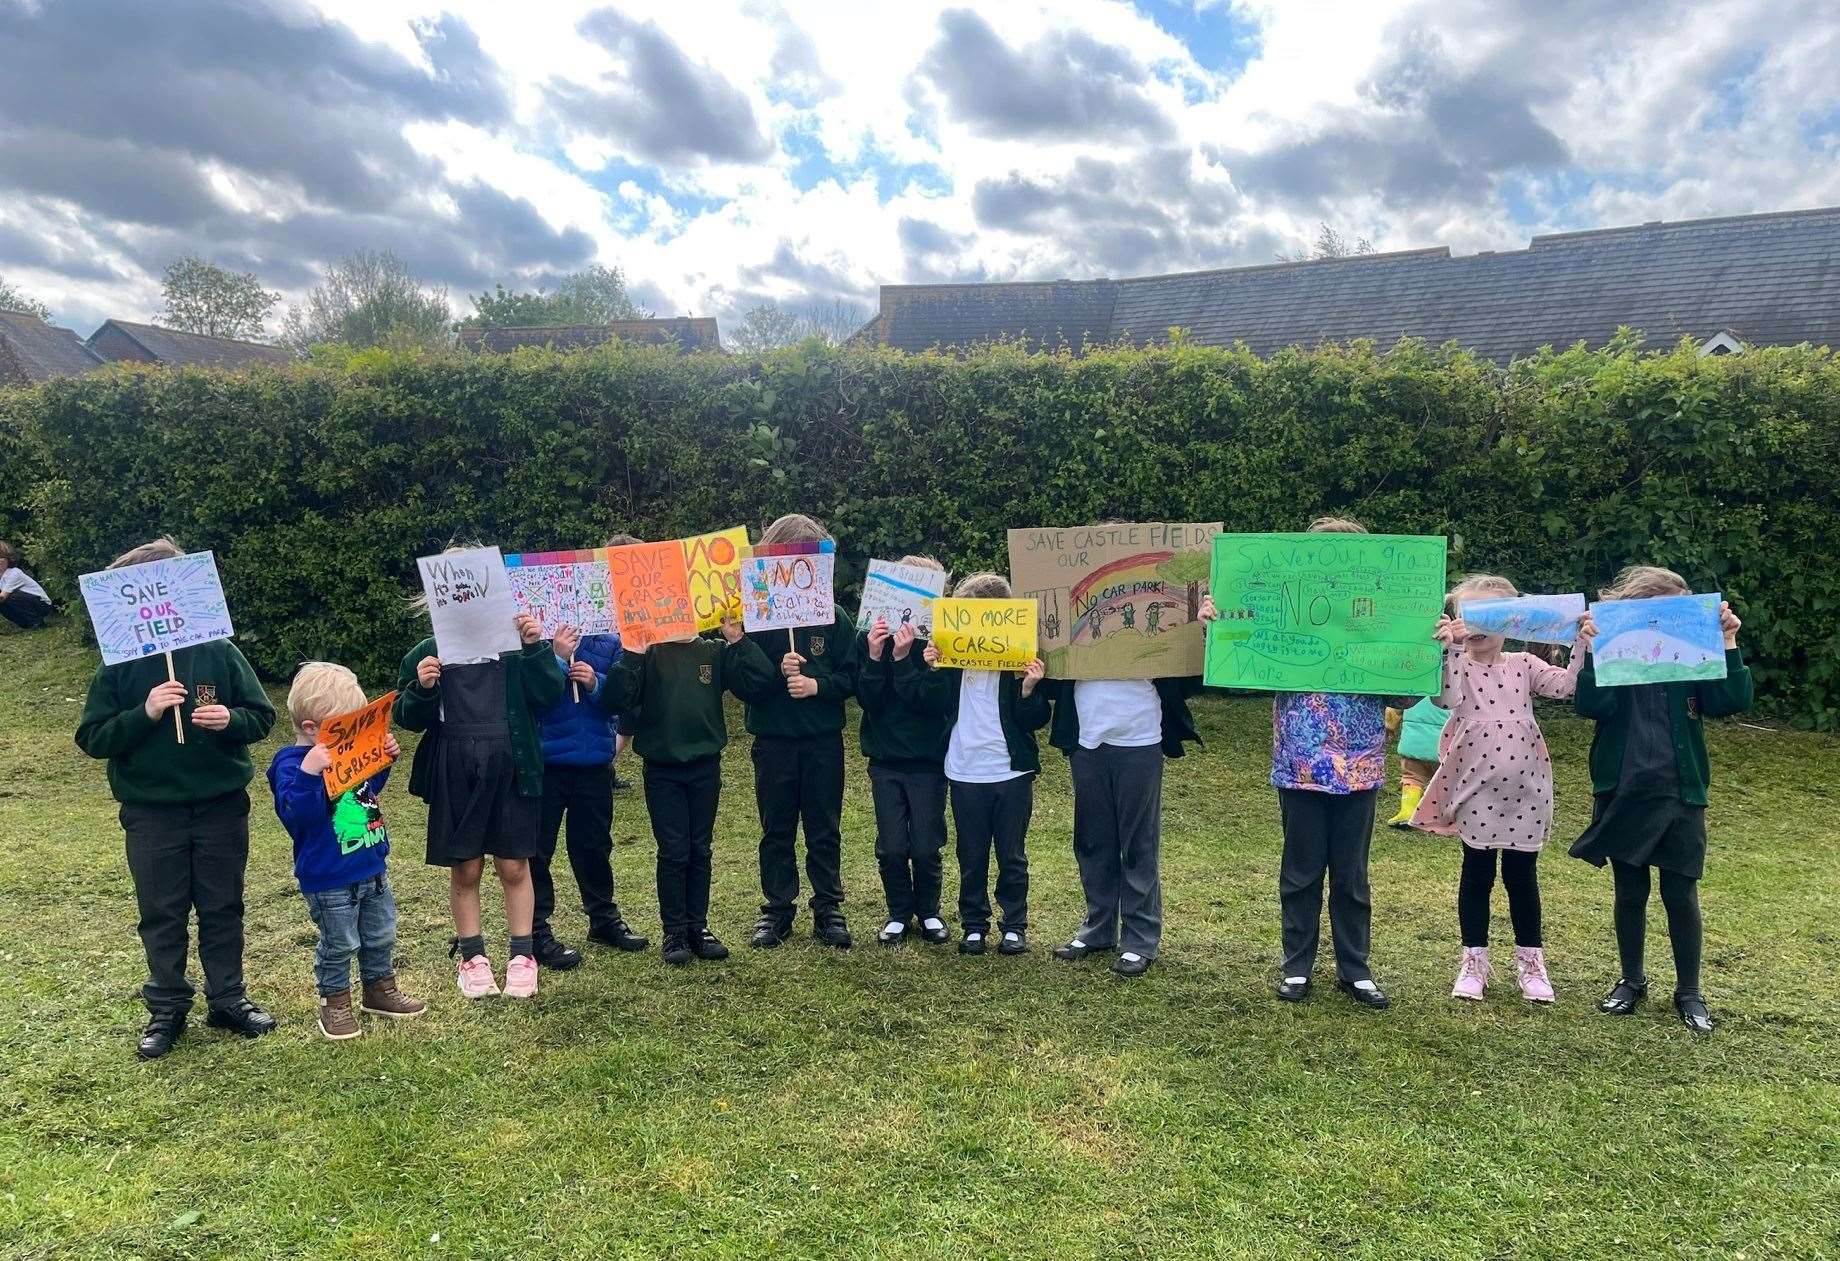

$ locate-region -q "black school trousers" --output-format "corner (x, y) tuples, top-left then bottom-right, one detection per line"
(533, 762), (619, 936)
(120, 789), (252, 1016)
(752, 732), (846, 924)
(951, 775), (1034, 935)
(1277, 787), (1377, 983)
(869, 763), (948, 922)
(643, 757), (721, 940)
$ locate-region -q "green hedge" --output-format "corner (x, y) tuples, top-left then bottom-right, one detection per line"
(7, 337), (1839, 727)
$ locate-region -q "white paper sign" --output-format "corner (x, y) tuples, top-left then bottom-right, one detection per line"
(1459, 593), (1587, 646)
(740, 542), (836, 633)
(858, 559), (947, 636)
(417, 546), (521, 663)
(79, 550), (236, 665)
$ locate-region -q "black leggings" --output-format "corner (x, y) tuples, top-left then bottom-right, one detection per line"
(1458, 846), (1542, 948)
(1610, 859), (1702, 995)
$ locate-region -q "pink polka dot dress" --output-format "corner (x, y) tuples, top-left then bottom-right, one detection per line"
(1410, 648), (1582, 852)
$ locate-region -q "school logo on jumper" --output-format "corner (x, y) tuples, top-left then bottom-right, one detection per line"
(810, 635), (826, 657)
(194, 682), (218, 706)
(699, 663), (713, 685)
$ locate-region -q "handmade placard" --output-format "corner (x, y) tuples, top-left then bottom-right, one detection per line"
(416, 547), (521, 664)
(78, 550), (236, 666)
(1008, 522), (1222, 680)
(1460, 593), (1587, 646)
(1588, 593), (1727, 686)
(858, 559), (947, 637)
(317, 691), (397, 797)
(1204, 532), (1447, 696)
(740, 541), (836, 633)
(682, 525), (750, 631)
(930, 597), (1038, 670)
(504, 549), (617, 637)
(603, 541), (697, 649)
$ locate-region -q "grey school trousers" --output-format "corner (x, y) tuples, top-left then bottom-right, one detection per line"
(1069, 743), (1165, 957)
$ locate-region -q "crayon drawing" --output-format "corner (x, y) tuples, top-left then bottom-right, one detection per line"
(1460, 593), (1586, 646)
(1588, 593), (1727, 686)
(78, 550), (236, 665)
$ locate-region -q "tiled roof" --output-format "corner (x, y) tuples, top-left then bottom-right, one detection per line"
(0, 310), (104, 385)
(457, 318), (721, 353)
(866, 206), (1840, 362)
(88, 319), (293, 370)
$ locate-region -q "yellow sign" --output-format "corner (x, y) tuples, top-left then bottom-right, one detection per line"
(930, 598), (1038, 669)
(682, 526), (749, 631)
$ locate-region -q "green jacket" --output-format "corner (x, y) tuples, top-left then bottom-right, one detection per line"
(1574, 647), (1753, 805)
(75, 639), (276, 806)
(744, 610), (860, 739)
(1038, 676), (1204, 760)
(393, 637), (564, 800)
(607, 634), (777, 765)
(856, 635), (950, 768)
(897, 660), (1052, 776)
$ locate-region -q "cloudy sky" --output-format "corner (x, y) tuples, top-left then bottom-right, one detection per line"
(3, 0), (1838, 337)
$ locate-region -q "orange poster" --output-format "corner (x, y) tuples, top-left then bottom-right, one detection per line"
(604, 541), (698, 649)
(317, 691), (398, 797)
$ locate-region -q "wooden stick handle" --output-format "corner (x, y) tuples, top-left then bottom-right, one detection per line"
(165, 650), (185, 745)
(570, 653), (580, 703)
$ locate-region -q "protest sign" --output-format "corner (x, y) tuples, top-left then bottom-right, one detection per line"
(603, 541), (697, 649)
(1204, 533), (1446, 696)
(504, 550), (617, 637)
(1008, 522), (1222, 679)
(417, 547), (521, 664)
(858, 559), (947, 636)
(682, 526), (750, 631)
(930, 598), (1038, 669)
(740, 541), (836, 634)
(317, 691), (397, 797)
(1588, 593), (1727, 686)
(78, 550), (236, 666)
(1460, 593), (1586, 646)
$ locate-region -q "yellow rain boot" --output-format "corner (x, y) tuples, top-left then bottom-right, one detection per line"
(1387, 783), (1423, 828)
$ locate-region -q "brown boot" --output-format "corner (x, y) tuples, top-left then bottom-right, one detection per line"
(361, 974), (427, 1019)
(318, 989), (360, 1040)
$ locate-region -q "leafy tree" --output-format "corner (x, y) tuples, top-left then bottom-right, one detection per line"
(281, 251), (451, 353)
(727, 298), (871, 353)
(1279, 223), (1376, 262)
(462, 265), (648, 328)
(0, 275), (51, 322)
(158, 256), (280, 340)
(1156, 551), (1212, 619)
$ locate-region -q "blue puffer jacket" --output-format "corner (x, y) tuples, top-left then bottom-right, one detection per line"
(538, 633), (623, 767)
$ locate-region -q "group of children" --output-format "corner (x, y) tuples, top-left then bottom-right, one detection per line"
(70, 515), (1753, 1059)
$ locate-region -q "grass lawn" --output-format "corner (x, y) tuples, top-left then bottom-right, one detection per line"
(3, 619), (1837, 1260)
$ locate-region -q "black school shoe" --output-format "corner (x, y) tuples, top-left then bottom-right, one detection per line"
(1598, 978), (1648, 1016)
(1275, 978), (1312, 1002)
(588, 918), (650, 952)
(206, 999), (278, 1038)
(918, 919), (951, 945)
(1336, 979), (1391, 1010)
(1053, 938), (1114, 962)
(1675, 991), (1715, 1034)
(997, 930), (1029, 956)
(750, 917), (792, 949)
(136, 1011), (186, 1060)
(813, 915), (853, 950)
(878, 920), (913, 945)
(534, 933), (583, 971)
(1111, 953), (1153, 979)
(959, 931), (988, 955)
(691, 929), (730, 961)
(660, 935), (694, 966)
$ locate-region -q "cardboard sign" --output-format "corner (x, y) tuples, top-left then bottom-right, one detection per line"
(417, 547), (521, 664)
(859, 559), (947, 636)
(1460, 593), (1586, 646)
(603, 541), (697, 649)
(317, 691), (397, 797)
(1204, 533), (1447, 696)
(1008, 522), (1222, 679)
(1588, 593), (1727, 686)
(740, 541), (836, 633)
(682, 525), (750, 631)
(931, 598), (1038, 669)
(504, 550), (617, 637)
(78, 550), (236, 666)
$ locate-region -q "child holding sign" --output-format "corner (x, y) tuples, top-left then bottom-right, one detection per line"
(1570, 566), (1751, 1034)
(75, 538), (278, 1059)
(396, 557), (565, 1002)
(270, 663), (425, 1039)
(1417, 576), (1582, 1004)
(742, 514), (860, 952)
(911, 573), (1050, 957)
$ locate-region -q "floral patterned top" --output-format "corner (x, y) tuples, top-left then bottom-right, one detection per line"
(1271, 692), (1398, 793)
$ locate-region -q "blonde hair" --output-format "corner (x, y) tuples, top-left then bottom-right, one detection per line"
(1307, 516), (1367, 534)
(1449, 573), (1517, 614)
(954, 571), (1011, 599)
(760, 513), (831, 545)
(287, 661), (367, 733)
(1600, 565), (1689, 601)
(109, 537), (182, 569)
(604, 532), (642, 548)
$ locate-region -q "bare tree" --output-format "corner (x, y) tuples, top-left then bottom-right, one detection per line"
(1279, 223), (1376, 262)
(159, 256), (280, 340)
(727, 297), (872, 352)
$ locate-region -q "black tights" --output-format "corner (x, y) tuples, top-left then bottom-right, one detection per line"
(1458, 846), (1542, 948)
(1610, 859), (1702, 995)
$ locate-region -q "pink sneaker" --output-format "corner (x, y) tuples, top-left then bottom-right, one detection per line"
(1451, 946), (1490, 1000)
(1514, 946), (1555, 1003)
(456, 954), (499, 1000)
(502, 954), (538, 999)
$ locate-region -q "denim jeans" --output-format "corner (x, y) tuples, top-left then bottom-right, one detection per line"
(303, 875), (398, 996)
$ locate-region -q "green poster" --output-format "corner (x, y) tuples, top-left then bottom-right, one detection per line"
(1204, 533), (1447, 696)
